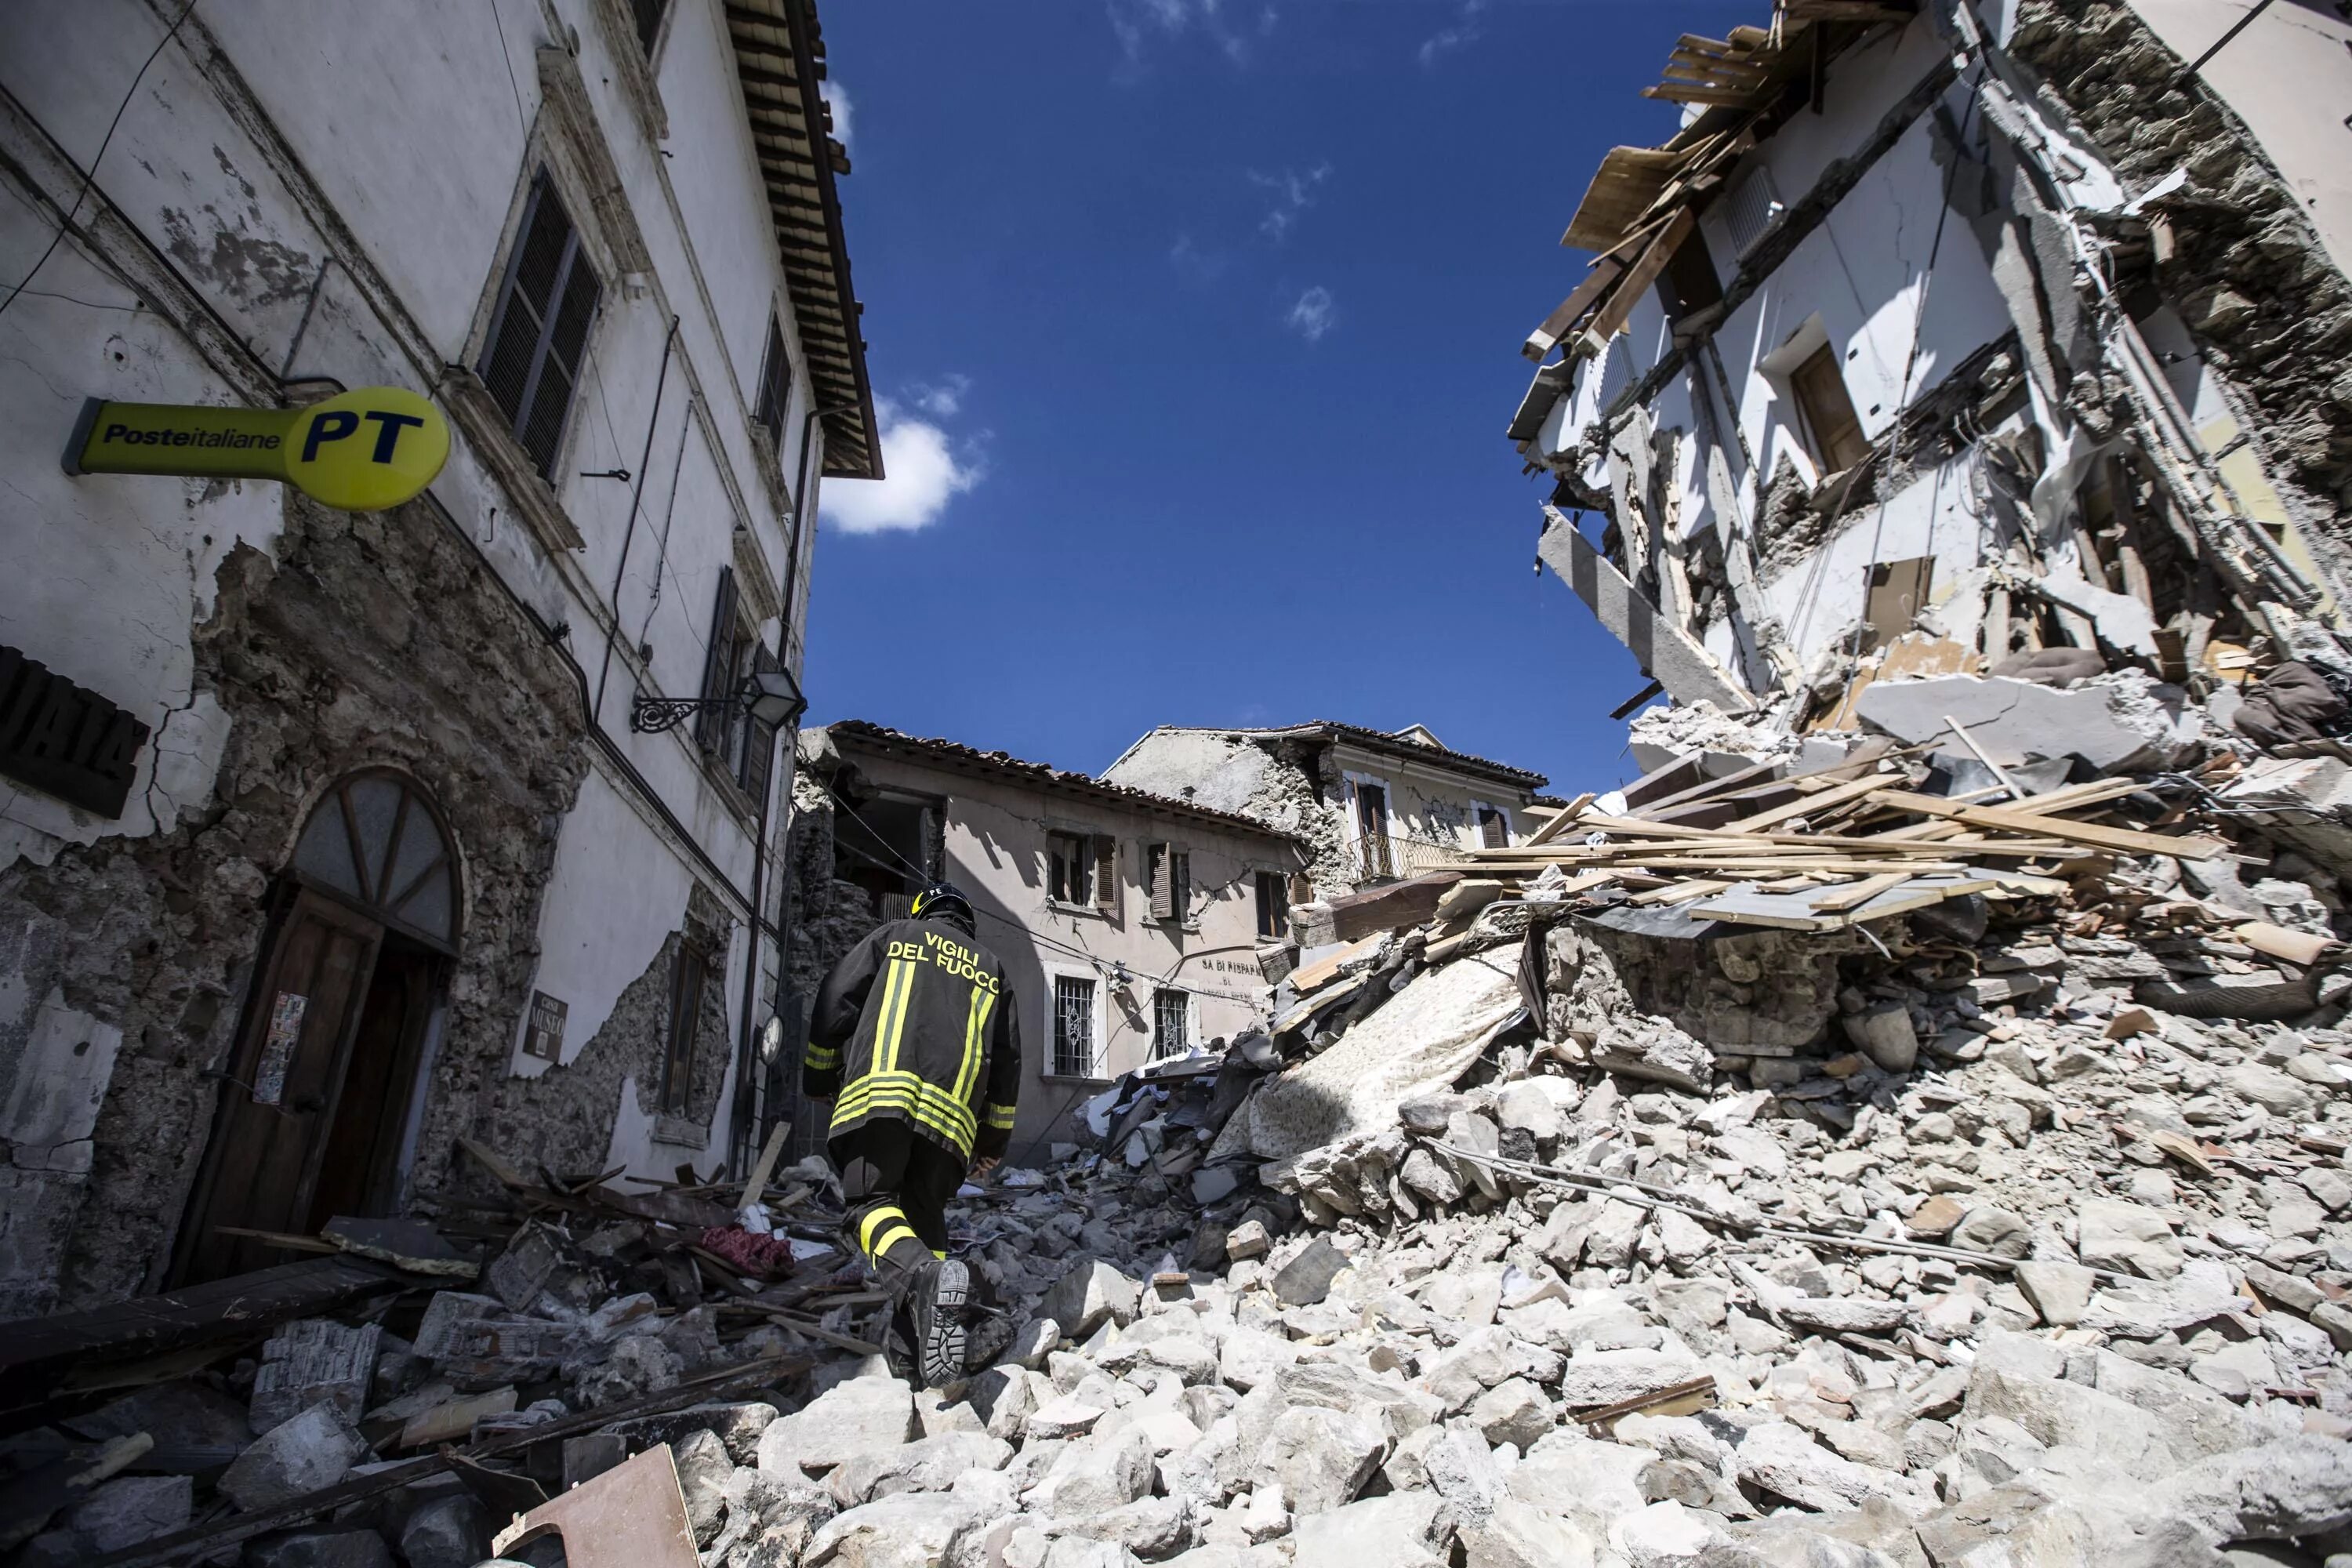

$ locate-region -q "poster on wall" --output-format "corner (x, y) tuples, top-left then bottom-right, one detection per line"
(253, 991), (309, 1105)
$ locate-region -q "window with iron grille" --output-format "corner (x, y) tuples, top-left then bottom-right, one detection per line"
(1254, 870), (1289, 942)
(629, 0), (668, 53)
(479, 173), (601, 477)
(1152, 988), (1191, 1060)
(1052, 975), (1098, 1078)
(659, 937), (707, 1116)
(753, 315), (793, 456)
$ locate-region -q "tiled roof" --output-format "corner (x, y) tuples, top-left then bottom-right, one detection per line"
(723, 0), (879, 480)
(821, 721), (1303, 841)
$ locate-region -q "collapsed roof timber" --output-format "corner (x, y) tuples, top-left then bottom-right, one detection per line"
(1514, 0), (2352, 724)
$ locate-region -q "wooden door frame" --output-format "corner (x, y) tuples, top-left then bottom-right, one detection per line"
(169, 884), (386, 1286)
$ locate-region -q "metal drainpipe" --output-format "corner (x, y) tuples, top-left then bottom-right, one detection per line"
(593, 314), (681, 724)
(728, 401), (842, 1173)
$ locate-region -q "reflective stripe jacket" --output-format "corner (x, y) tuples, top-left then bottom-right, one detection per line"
(803, 916), (1022, 1162)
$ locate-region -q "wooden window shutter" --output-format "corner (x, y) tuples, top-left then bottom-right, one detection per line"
(695, 567), (739, 753)
(754, 315), (791, 451)
(479, 174), (603, 477)
(1791, 346), (1868, 473)
(1092, 836), (1118, 919)
(1171, 850), (1191, 921)
(1146, 843), (1173, 920)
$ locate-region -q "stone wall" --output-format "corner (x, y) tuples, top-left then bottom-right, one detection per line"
(2010, 1), (2352, 564)
(0, 486), (588, 1313)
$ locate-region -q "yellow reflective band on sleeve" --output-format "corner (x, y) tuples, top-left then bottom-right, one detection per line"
(984, 1103), (1017, 1130)
(804, 1043), (840, 1069)
(931, 1249), (948, 1260)
(858, 1205), (911, 1259)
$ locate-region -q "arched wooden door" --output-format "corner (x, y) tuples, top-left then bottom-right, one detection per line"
(176, 772), (460, 1284)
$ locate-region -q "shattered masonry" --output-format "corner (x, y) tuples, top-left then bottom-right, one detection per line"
(1515, 0), (2352, 722)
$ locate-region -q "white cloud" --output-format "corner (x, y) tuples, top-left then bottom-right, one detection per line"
(1417, 0), (1487, 67)
(1284, 285), (1336, 342)
(822, 396), (984, 535)
(1169, 232), (1228, 282)
(1250, 162), (1330, 243)
(1107, 0), (1265, 67)
(825, 84), (853, 151)
(909, 373), (970, 419)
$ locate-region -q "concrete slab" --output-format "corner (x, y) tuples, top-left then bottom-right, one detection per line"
(1538, 510), (1752, 715)
(1854, 675), (2169, 771)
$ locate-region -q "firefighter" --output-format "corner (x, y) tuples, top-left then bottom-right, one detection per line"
(802, 882), (1020, 1386)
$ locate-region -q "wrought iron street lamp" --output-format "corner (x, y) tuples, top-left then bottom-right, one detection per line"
(630, 667), (808, 735)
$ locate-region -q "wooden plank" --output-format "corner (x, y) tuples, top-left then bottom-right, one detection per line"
(1288, 933), (1385, 996)
(1865, 789), (2225, 858)
(1524, 793), (1595, 848)
(1642, 84), (1764, 107)
(1721, 773), (1890, 833)
(1690, 874), (1993, 931)
(0, 1256), (413, 1419)
(1620, 753), (1708, 809)
(1525, 260), (1627, 359)
(1630, 877), (1731, 906)
(1585, 209), (1695, 344)
(1804, 871), (1910, 913)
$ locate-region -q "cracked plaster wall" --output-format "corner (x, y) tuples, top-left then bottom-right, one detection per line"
(0, 486), (590, 1313)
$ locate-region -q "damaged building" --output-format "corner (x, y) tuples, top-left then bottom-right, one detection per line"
(0, 0), (877, 1317)
(1102, 722), (1551, 900)
(782, 722), (1305, 1158)
(1513, 0), (2352, 734)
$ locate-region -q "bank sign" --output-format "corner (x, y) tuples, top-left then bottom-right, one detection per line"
(67, 386), (450, 511)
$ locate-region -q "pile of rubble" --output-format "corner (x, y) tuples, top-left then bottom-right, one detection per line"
(15, 689), (2352, 1566)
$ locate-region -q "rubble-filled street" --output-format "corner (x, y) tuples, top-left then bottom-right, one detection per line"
(13, 682), (2352, 1566)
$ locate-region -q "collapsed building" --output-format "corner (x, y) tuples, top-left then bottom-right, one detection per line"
(1102, 723), (1551, 901)
(1512, 0), (2352, 733)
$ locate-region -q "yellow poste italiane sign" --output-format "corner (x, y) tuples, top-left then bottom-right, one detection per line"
(67, 387), (450, 512)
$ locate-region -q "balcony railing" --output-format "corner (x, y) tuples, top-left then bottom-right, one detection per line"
(1348, 832), (1475, 883)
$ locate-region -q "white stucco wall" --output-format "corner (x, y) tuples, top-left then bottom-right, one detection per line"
(0, 0), (851, 1228)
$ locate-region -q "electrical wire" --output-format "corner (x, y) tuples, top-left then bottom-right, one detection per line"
(0, 0), (201, 324)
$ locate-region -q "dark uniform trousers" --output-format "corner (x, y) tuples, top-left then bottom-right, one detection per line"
(804, 915), (1022, 1280)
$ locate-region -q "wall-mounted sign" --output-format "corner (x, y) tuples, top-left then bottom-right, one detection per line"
(65, 386), (450, 512)
(0, 643), (151, 818)
(524, 990), (568, 1062)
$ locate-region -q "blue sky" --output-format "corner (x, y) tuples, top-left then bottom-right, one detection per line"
(807, 1), (1752, 792)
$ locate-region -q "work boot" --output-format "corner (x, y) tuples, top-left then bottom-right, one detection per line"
(901, 1257), (969, 1389)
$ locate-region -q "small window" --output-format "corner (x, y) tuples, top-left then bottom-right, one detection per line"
(480, 173), (601, 477)
(659, 938), (708, 1116)
(1719, 165), (1784, 259)
(1048, 833), (1092, 906)
(1152, 988), (1192, 1060)
(1477, 806), (1509, 850)
(1790, 344), (1868, 473)
(1254, 870), (1289, 942)
(1145, 842), (1190, 923)
(629, 0), (668, 53)
(1052, 975), (1099, 1077)
(753, 315), (793, 456)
